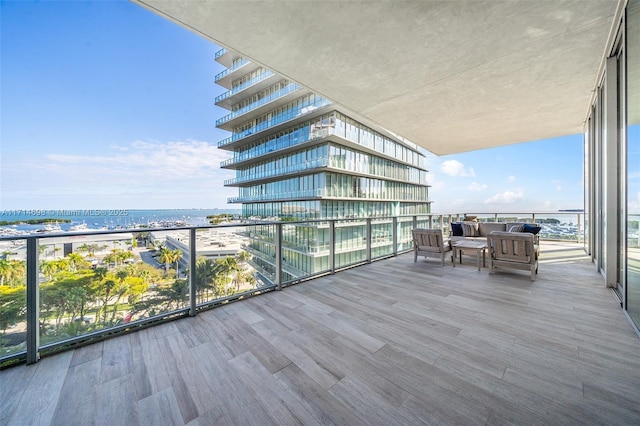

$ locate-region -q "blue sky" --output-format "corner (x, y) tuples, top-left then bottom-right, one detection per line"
(0, 0), (584, 213)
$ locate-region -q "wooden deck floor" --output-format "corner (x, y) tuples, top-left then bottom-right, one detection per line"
(2, 241), (640, 425)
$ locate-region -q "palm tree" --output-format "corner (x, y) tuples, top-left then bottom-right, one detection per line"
(195, 258), (218, 297)
(40, 260), (60, 281)
(103, 252), (117, 269)
(156, 246), (174, 274)
(117, 250), (133, 265)
(236, 250), (251, 263)
(0, 259), (16, 286)
(93, 266), (108, 282)
(215, 256), (240, 293)
(54, 258), (71, 273)
(172, 249), (183, 277)
(39, 245), (48, 259)
(236, 270), (257, 290)
(66, 253), (85, 272)
(77, 244), (90, 256)
(115, 269), (129, 283)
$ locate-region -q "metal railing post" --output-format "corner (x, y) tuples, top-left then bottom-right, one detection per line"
(577, 213), (582, 244)
(366, 218), (372, 263)
(26, 237), (40, 364)
(189, 228), (197, 317)
(275, 223), (282, 290)
(392, 217), (398, 255)
(329, 220), (335, 274)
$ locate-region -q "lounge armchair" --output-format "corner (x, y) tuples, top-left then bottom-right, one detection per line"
(487, 231), (538, 281)
(412, 228), (452, 266)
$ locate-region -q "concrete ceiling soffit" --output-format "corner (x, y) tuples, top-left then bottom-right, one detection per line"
(133, 0), (620, 155)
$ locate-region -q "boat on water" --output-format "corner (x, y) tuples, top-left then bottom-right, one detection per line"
(69, 222), (89, 232)
(146, 220), (190, 228)
(36, 223), (62, 233)
(0, 227), (29, 237)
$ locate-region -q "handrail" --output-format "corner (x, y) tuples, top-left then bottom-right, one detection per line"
(218, 97), (332, 147)
(220, 124), (332, 167)
(215, 71), (275, 103)
(224, 157), (329, 185)
(216, 84), (301, 126)
(0, 212), (585, 367)
(0, 215), (425, 367)
(214, 58), (250, 81)
(435, 211), (584, 243)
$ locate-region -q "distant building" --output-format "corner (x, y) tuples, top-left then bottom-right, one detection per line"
(151, 228), (245, 267)
(214, 51), (431, 283)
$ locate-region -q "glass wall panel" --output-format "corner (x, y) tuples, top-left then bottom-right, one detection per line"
(0, 238), (27, 358)
(334, 222), (367, 268)
(626, 0), (640, 327)
(397, 218), (415, 252)
(371, 220), (393, 259)
(192, 227), (266, 307)
(36, 232), (181, 347)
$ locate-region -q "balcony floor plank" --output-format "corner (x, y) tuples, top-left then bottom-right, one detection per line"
(7, 350), (72, 426)
(2, 241), (640, 425)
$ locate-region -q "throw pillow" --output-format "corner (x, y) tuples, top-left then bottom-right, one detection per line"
(461, 222), (479, 237)
(522, 223), (542, 235)
(508, 224), (525, 233)
(451, 222), (463, 236)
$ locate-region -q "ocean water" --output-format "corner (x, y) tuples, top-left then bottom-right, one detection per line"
(0, 208), (241, 233)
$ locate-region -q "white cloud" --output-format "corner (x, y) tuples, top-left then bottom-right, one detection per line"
(1, 139), (237, 209)
(507, 176), (516, 182)
(41, 139), (230, 181)
(468, 182), (487, 192)
(556, 185), (563, 191)
(440, 160), (475, 177)
(426, 173), (446, 190)
(483, 189), (524, 205)
(544, 200), (553, 209)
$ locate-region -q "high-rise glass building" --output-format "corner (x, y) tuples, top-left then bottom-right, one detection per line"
(214, 49), (430, 284)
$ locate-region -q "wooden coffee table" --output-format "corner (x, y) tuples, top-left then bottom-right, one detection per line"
(452, 240), (488, 271)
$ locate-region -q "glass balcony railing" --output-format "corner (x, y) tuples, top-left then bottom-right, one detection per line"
(214, 48), (227, 59)
(224, 157), (329, 185)
(214, 58), (250, 82)
(460, 212), (584, 243)
(216, 84), (301, 126)
(218, 97), (332, 147)
(228, 188), (326, 203)
(0, 215), (438, 367)
(220, 124), (333, 168)
(0, 212), (585, 367)
(215, 71), (275, 103)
